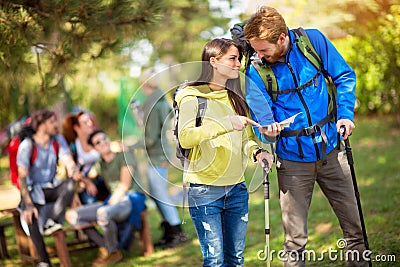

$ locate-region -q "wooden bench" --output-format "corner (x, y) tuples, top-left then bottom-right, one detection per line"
(0, 219), (13, 259)
(1, 208), (154, 267)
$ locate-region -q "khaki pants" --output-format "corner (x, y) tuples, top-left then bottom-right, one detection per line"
(277, 145), (369, 267)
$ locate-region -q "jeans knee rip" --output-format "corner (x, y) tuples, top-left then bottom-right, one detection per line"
(241, 213), (248, 222)
(208, 244), (215, 255)
(66, 210), (77, 225)
(97, 208), (108, 226)
(202, 221), (212, 231)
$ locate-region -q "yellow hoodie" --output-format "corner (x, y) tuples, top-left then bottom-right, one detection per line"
(175, 84), (260, 186)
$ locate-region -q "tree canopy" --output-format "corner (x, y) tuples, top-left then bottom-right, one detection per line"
(0, 0), (163, 126)
(333, 1), (400, 115)
(0, 0), (399, 130)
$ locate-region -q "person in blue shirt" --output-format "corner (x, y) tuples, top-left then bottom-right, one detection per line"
(243, 6), (368, 267)
(17, 109), (80, 267)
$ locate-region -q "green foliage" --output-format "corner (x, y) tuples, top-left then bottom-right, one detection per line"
(0, 0), (163, 127)
(145, 0), (231, 64)
(2, 0), (399, 130)
(337, 5), (400, 115)
(88, 91), (120, 138)
(118, 77), (141, 139)
(336, 0), (395, 35)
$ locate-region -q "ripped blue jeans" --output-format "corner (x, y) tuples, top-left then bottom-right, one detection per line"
(188, 182), (249, 267)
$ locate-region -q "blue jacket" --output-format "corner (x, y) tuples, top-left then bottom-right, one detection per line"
(245, 29), (356, 162)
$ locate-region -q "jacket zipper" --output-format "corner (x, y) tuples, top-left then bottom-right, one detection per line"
(287, 61), (321, 160)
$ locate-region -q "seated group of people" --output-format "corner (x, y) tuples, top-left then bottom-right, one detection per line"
(15, 109), (178, 267)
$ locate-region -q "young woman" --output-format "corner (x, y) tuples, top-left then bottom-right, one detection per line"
(175, 38), (276, 266)
(62, 111), (109, 204)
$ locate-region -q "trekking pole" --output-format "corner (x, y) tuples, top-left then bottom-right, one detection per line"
(262, 159), (271, 267)
(340, 127), (372, 266)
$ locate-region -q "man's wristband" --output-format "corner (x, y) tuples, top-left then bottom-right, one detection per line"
(23, 203), (35, 211)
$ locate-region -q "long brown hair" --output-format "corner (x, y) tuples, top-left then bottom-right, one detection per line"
(61, 111), (85, 144)
(187, 38), (248, 116)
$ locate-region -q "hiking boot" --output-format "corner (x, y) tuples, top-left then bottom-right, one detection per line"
(92, 250), (122, 267)
(92, 247), (108, 265)
(154, 221), (169, 247)
(155, 221), (189, 248)
(43, 219), (63, 236)
(164, 224), (189, 248)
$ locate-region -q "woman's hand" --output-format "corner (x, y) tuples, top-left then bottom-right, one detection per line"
(256, 150), (274, 171)
(84, 178), (98, 196)
(229, 115), (261, 131)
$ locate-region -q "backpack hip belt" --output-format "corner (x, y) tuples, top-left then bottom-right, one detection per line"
(280, 112), (334, 164)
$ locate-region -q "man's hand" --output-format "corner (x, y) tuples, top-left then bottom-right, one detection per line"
(336, 119), (355, 140)
(258, 122), (283, 137)
(23, 205), (38, 225)
(107, 188), (125, 205)
(72, 170), (83, 182)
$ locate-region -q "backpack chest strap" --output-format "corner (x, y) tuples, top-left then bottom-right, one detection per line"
(268, 70), (321, 98)
(256, 62), (322, 102)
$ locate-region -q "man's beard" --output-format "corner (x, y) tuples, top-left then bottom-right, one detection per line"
(265, 44), (285, 63)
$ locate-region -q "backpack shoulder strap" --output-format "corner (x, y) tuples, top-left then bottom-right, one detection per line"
(293, 27), (322, 71)
(195, 96), (207, 126)
(293, 27), (337, 118)
(173, 82), (188, 138)
(69, 142), (77, 162)
(28, 138), (37, 166)
(30, 137), (60, 166)
(51, 138), (60, 161)
(181, 95), (207, 224)
(251, 59), (278, 102)
(181, 96), (207, 159)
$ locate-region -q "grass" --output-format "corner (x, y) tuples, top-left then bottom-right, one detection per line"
(0, 114), (399, 266)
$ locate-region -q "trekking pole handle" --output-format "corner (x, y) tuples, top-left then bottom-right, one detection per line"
(262, 159), (270, 200)
(340, 126), (354, 166)
(262, 159), (270, 172)
(339, 125), (353, 137)
(339, 125), (345, 135)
